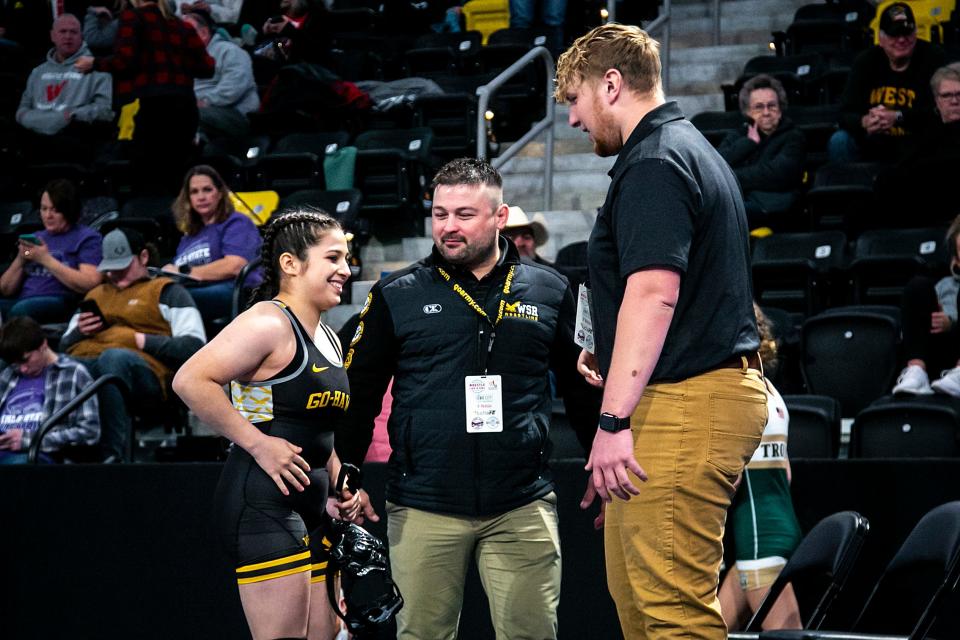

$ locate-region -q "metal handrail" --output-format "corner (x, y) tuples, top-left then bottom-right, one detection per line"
(644, 0), (673, 94)
(475, 46), (556, 211)
(28, 374), (126, 464)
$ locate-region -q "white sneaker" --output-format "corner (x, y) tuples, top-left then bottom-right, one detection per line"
(892, 365), (934, 395)
(931, 367), (960, 397)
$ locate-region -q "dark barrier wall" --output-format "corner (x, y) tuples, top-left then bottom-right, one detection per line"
(2, 460), (960, 639)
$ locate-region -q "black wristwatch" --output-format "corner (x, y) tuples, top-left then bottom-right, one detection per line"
(178, 264), (192, 275)
(598, 412), (630, 433)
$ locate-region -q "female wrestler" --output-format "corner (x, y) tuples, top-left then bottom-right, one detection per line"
(174, 209), (377, 640)
(718, 304), (802, 631)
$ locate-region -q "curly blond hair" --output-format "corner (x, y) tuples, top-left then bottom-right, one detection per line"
(555, 23), (661, 102)
(753, 302), (779, 373)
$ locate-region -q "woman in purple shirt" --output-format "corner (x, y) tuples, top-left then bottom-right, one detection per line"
(163, 165), (262, 321)
(0, 179), (103, 323)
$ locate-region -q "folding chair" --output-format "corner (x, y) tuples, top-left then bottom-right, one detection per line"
(729, 510), (870, 637)
(762, 501), (960, 639)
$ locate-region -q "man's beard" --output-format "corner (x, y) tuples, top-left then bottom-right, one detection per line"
(591, 94), (622, 157)
(438, 233), (498, 270)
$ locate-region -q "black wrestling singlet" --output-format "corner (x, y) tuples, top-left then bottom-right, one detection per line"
(214, 301), (350, 585)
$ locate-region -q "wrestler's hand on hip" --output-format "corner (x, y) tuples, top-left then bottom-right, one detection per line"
(579, 478), (607, 530)
(577, 349), (604, 387)
(586, 430), (647, 502)
(248, 434), (311, 496)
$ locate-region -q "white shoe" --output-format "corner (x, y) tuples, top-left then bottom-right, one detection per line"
(931, 367), (960, 397)
(892, 365), (934, 395)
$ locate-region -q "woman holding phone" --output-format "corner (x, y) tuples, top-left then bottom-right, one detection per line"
(173, 209), (376, 639)
(0, 179), (103, 323)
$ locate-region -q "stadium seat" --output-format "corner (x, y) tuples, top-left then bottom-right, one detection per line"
(354, 127), (434, 235)
(800, 306), (900, 417)
(251, 132), (351, 195)
(848, 227), (949, 306)
(413, 94), (479, 162)
(850, 396), (960, 458)
(0, 200), (39, 262)
(722, 53), (823, 111)
(278, 189), (363, 230)
(690, 110), (744, 148)
(731, 510), (869, 635)
(805, 162), (882, 235)
(402, 46), (458, 80)
(783, 394), (842, 458)
(117, 195), (179, 261)
(413, 31), (483, 75)
(751, 231), (847, 315)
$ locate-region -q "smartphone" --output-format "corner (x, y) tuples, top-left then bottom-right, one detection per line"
(79, 299), (107, 325)
(268, 14), (285, 23)
(18, 233), (42, 246)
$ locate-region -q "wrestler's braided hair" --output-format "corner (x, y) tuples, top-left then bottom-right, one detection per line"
(251, 207), (342, 303)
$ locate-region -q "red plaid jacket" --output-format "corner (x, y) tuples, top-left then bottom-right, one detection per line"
(96, 4), (214, 100)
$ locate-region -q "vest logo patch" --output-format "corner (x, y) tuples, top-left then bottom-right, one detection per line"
(359, 292), (373, 319)
(350, 321), (363, 346)
(503, 300), (539, 321)
(422, 303), (442, 314)
(128, 299), (140, 305)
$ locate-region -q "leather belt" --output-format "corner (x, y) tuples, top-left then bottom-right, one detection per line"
(718, 352), (762, 371)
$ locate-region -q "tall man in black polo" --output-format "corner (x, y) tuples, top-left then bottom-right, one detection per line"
(556, 23), (768, 639)
(336, 158), (597, 640)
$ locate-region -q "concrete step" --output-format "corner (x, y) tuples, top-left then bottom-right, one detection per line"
(668, 43), (772, 94)
(669, 0), (806, 22)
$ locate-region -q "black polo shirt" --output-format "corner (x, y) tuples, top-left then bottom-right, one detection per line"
(587, 102), (759, 383)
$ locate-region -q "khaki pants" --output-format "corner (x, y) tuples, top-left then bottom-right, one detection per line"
(387, 493), (561, 640)
(605, 366), (767, 639)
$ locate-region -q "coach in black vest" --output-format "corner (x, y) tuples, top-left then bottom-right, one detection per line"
(336, 158), (598, 640)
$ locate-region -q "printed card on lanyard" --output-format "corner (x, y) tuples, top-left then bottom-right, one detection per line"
(574, 283), (595, 354)
(435, 263), (516, 434)
(465, 375), (503, 433)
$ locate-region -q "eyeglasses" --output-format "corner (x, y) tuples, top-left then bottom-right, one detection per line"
(749, 102), (780, 113)
(937, 91), (960, 102)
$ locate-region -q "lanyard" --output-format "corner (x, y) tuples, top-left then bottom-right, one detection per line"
(437, 264), (516, 374)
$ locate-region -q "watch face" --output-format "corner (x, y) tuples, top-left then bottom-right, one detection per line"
(599, 413), (629, 432)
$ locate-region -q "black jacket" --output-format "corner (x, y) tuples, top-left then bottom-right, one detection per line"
(718, 118), (805, 194)
(336, 238), (599, 516)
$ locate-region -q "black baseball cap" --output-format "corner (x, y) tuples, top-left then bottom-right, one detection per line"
(879, 3), (917, 37)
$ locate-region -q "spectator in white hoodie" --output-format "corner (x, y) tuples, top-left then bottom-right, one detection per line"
(183, 9), (259, 141)
(16, 13), (114, 161)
